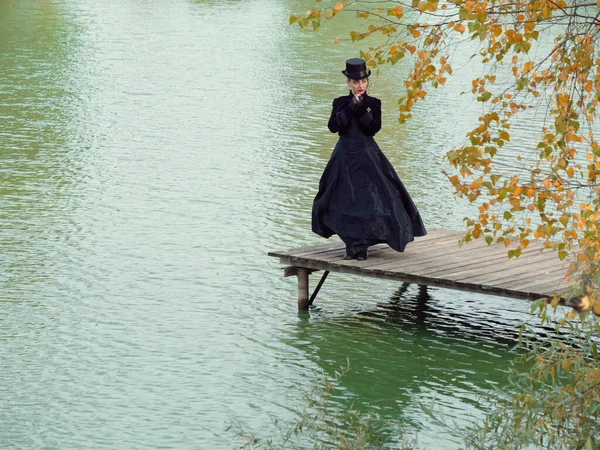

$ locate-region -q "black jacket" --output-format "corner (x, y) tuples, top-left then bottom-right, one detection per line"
(327, 93), (382, 136)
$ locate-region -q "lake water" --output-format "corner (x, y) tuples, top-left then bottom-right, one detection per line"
(0, 1), (557, 448)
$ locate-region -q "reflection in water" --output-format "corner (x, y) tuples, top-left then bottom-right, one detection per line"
(380, 284), (523, 344)
(288, 284), (524, 447)
(387, 283), (432, 328)
(380, 283), (561, 346)
(0, 1), (84, 301)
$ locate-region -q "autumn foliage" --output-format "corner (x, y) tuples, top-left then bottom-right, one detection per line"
(291, 0), (600, 312)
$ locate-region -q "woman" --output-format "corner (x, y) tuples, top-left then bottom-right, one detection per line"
(312, 58), (426, 260)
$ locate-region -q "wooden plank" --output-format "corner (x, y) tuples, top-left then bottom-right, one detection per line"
(335, 240), (464, 270)
(268, 242), (341, 258)
(365, 237), (556, 277)
(272, 229), (462, 260)
(497, 269), (571, 294)
(286, 243), (344, 257)
(283, 266), (298, 277)
(422, 239), (547, 264)
(446, 252), (568, 283)
(417, 247), (551, 277)
(283, 266), (319, 277)
(292, 243), (390, 260)
(277, 258), (542, 300)
(269, 229), (577, 302)
(276, 241), (387, 260)
(359, 236), (525, 272)
(365, 242), (529, 274)
(277, 245), (566, 293)
(283, 248), (346, 263)
(401, 229), (463, 243)
(424, 242), (571, 278)
(455, 270), (567, 298)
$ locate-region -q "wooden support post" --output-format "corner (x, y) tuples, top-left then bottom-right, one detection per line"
(297, 268), (310, 310)
(309, 270), (330, 305)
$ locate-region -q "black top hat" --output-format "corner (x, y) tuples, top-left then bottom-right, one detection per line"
(342, 58), (371, 80)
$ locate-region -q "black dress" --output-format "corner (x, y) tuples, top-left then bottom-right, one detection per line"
(312, 92), (426, 257)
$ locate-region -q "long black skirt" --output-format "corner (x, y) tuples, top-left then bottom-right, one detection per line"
(312, 133), (426, 256)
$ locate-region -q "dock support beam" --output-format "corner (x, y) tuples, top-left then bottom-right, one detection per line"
(284, 266), (328, 310)
(297, 268), (310, 310)
(309, 271), (330, 306)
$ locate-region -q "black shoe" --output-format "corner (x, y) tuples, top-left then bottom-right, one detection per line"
(344, 249), (368, 261)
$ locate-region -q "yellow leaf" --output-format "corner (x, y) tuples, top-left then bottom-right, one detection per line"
(333, 2), (344, 12)
(388, 5), (403, 16)
(470, 177), (483, 190)
(411, 27), (421, 38)
(454, 23), (465, 33)
(499, 131), (510, 141)
(577, 252), (590, 263)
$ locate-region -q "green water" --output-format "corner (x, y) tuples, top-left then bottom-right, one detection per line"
(1, 1), (551, 448)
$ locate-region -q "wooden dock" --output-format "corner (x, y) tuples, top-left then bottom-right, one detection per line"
(268, 229), (573, 309)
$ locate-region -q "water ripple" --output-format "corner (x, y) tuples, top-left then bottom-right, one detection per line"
(0, 1), (558, 449)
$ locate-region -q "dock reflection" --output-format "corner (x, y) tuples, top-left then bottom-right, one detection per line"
(286, 283), (530, 438)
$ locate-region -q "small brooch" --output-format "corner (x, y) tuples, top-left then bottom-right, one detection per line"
(366, 107), (371, 113)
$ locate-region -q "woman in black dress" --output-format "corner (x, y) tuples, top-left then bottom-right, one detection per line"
(312, 58), (427, 260)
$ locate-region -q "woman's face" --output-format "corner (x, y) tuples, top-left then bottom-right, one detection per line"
(346, 77), (368, 96)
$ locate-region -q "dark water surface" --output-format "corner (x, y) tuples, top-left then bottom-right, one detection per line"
(1, 1), (555, 448)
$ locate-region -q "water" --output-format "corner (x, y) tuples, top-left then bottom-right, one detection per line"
(0, 1), (556, 448)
